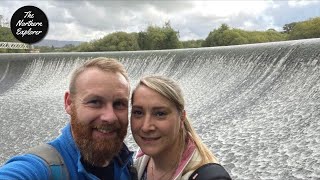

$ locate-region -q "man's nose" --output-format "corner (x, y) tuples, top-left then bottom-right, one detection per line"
(100, 104), (117, 123)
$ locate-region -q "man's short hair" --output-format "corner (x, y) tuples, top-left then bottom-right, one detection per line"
(69, 57), (129, 95)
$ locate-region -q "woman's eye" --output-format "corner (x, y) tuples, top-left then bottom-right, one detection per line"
(155, 111), (166, 117)
(132, 110), (143, 116)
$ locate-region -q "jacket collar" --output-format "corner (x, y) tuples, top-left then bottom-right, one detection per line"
(115, 143), (134, 168)
(136, 135), (196, 179)
(172, 137), (196, 179)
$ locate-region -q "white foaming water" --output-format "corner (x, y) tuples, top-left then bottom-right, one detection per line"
(0, 39), (320, 179)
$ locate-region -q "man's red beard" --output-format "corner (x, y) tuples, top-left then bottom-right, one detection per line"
(70, 107), (127, 167)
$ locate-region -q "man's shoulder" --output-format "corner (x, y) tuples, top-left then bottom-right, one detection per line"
(0, 153), (49, 179)
(4, 153), (49, 167)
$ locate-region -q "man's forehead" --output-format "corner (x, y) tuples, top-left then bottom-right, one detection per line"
(73, 69), (129, 97)
(76, 68), (128, 85)
(81, 93), (129, 101)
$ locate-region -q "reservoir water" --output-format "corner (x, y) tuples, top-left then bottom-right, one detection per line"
(0, 38), (319, 179)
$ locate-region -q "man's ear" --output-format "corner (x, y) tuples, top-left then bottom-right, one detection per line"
(64, 91), (73, 115)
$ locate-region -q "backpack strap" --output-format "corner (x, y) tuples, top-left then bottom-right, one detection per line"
(189, 163), (232, 180)
(27, 144), (69, 180)
(128, 157), (138, 180)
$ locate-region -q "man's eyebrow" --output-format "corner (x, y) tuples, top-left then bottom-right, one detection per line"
(81, 95), (103, 101)
(115, 97), (129, 101)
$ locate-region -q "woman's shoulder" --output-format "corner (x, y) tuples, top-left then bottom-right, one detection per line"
(133, 151), (150, 180)
(182, 150), (231, 180)
(178, 148), (202, 179)
(187, 163), (232, 180)
(133, 149), (149, 167)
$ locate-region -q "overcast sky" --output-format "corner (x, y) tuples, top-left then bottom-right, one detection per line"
(1, 0), (320, 42)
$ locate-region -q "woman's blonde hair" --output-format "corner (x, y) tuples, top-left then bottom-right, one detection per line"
(132, 75), (218, 172)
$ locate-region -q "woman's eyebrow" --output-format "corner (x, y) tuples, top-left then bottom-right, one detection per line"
(152, 106), (167, 110)
(132, 105), (142, 108)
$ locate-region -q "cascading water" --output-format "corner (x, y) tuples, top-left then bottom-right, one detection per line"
(0, 38), (319, 179)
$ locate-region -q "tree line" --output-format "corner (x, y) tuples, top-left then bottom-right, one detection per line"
(1, 17), (320, 53)
(0, 26), (30, 53)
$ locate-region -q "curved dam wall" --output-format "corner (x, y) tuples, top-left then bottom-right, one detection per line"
(0, 38), (319, 179)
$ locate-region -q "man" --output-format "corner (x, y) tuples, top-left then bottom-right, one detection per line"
(0, 57), (136, 180)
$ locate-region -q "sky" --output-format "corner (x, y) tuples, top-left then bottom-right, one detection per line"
(0, 0), (320, 42)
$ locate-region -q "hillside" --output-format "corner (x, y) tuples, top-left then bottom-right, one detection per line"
(34, 39), (83, 48)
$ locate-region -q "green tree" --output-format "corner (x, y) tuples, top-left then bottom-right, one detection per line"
(288, 17), (320, 40)
(138, 21), (181, 50)
(203, 24), (230, 47)
(93, 31), (139, 51)
(0, 27), (18, 42)
(35, 46), (55, 52)
(137, 31), (149, 50)
(76, 42), (95, 52)
(283, 22), (297, 34)
(60, 44), (77, 52)
(181, 40), (204, 48)
(204, 24), (287, 47)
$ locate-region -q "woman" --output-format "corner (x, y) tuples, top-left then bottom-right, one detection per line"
(130, 75), (231, 180)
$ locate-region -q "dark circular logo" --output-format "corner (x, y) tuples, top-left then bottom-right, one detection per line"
(10, 6), (48, 44)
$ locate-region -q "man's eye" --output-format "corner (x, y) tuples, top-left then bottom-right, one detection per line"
(114, 101), (127, 110)
(87, 100), (102, 107)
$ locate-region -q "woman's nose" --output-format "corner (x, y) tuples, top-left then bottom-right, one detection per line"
(141, 115), (155, 132)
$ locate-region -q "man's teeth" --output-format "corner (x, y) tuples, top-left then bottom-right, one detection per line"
(95, 127), (114, 133)
(98, 129), (110, 133)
